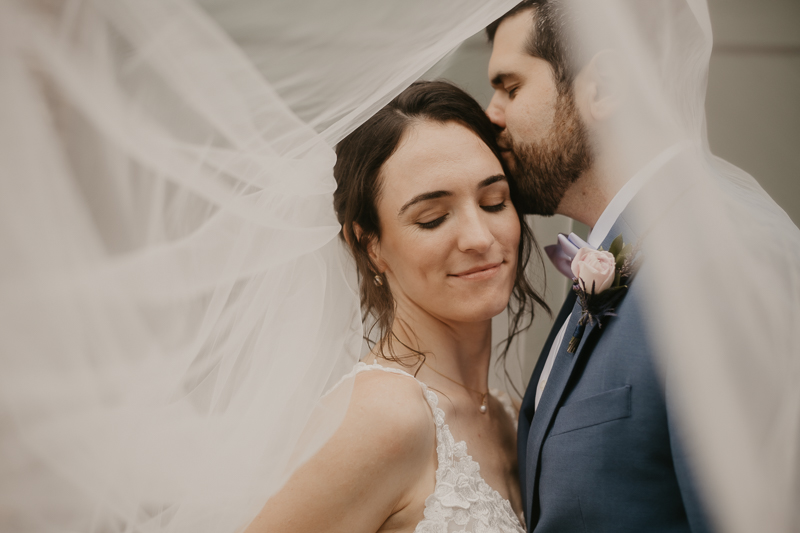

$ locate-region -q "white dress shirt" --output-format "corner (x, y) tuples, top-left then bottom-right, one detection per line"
(533, 142), (692, 410)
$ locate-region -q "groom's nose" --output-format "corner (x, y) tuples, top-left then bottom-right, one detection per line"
(486, 94), (506, 130)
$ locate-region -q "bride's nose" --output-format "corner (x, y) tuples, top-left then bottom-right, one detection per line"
(456, 208), (495, 254)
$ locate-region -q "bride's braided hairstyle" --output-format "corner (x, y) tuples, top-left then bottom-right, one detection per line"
(333, 80), (549, 371)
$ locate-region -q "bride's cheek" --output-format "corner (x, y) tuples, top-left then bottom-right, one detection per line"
(493, 215), (520, 249)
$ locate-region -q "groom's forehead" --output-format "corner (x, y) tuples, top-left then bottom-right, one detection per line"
(488, 11), (536, 76)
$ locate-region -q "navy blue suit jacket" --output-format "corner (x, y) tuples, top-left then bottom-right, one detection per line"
(518, 161), (713, 533)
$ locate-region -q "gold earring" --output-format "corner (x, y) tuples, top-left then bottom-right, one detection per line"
(373, 274), (384, 287)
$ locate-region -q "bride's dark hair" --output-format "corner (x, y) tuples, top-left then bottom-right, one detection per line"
(333, 80), (549, 374)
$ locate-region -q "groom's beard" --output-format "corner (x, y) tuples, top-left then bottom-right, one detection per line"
(501, 90), (593, 216)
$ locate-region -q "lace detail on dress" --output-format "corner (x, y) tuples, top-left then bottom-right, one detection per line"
(350, 362), (525, 533)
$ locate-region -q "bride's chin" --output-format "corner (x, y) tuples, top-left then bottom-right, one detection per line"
(399, 286), (513, 325)
(443, 298), (512, 325)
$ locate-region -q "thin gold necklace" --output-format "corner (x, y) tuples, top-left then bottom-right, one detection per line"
(423, 361), (489, 414)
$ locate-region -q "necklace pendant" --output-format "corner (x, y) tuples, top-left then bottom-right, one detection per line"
(479, 395), (488, 414)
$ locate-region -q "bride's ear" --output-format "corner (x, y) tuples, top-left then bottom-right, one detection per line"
(573, 50), (626, 124)
(352, 222), (387, 274)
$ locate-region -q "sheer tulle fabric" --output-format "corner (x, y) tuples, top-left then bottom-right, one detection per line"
(0, 0), (517, 531)
(564, 1), (800, 531)
(2, 1), (798, 532)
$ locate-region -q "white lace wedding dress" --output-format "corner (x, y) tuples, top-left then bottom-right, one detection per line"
(344, 362), (526, 533)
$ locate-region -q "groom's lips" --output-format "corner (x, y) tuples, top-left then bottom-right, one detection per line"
(496, 133), (512, 152)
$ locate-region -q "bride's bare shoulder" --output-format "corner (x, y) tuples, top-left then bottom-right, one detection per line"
(248, 366), (436, 532)
(345, 366), (435, 453)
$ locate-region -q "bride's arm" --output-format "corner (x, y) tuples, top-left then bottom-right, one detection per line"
(245, 371), (435, 533)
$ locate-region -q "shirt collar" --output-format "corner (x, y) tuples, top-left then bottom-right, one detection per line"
(587, 141), (694, 248)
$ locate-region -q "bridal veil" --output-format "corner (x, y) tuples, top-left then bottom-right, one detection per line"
(0, 1), (521, 530)
(561, 2), (800, 531)
(1, 0), (797, 532)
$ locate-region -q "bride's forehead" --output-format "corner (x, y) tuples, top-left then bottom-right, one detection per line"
(381, 121), (500, 189)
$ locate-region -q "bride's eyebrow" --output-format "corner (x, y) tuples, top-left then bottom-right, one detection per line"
(478, 174), (507, 189)
(397, 190), (451, 217)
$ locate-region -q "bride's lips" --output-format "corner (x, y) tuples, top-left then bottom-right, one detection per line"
(450, 262), (503, 281)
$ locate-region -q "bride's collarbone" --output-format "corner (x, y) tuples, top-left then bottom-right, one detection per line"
(436, 388), (514, 441)
(438, 392), (520, 500)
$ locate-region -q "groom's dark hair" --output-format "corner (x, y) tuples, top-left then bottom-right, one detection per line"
(486, 0), (575, 94)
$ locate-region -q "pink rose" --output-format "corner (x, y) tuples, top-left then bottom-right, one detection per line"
(571, 248), (616, 294)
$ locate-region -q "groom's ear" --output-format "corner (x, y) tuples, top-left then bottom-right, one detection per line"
(573, 50), (626, 124)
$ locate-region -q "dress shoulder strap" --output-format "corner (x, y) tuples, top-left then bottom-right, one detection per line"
(338, 361), (444, 429)
(351, 360), (416, 380)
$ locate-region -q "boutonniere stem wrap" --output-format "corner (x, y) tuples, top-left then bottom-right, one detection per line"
(567, 235), (638, 353)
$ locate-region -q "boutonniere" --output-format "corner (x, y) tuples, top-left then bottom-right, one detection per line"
(567, 235), (638, 353)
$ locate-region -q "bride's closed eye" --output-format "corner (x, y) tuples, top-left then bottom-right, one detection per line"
(482, 201), (507, 213)
(417, 214), (448, 229)
(416, 201), (506, 230)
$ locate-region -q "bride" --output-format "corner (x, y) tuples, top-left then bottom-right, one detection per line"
(247, 81), (547, 532)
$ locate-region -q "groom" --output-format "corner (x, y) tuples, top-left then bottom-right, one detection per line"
(486, 2), (713, 532)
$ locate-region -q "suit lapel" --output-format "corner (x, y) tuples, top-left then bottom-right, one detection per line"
(524, 296), (598, 527)
(524, 221), (638, 529)
(518, 290), (577, 518)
